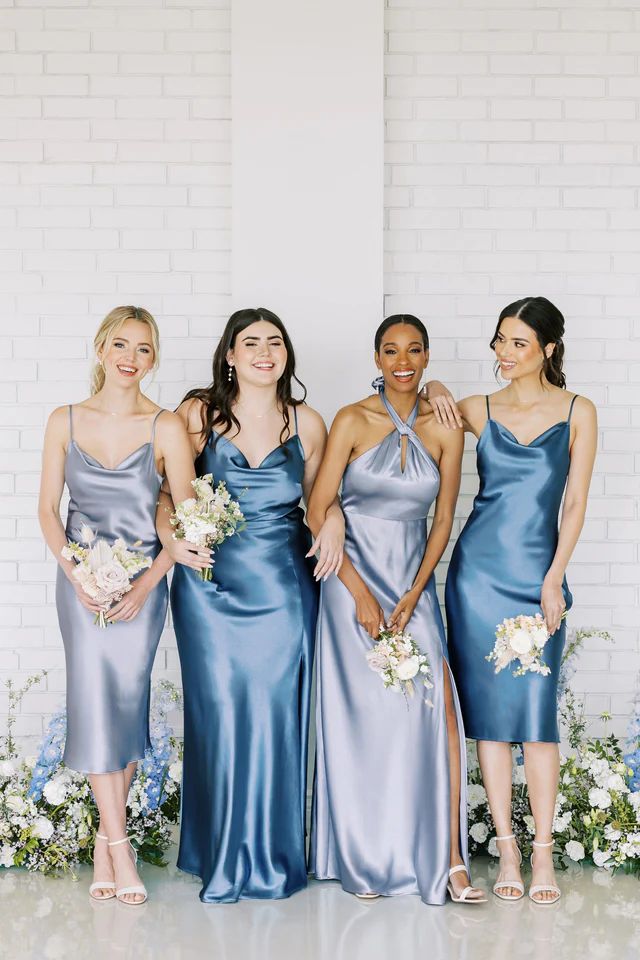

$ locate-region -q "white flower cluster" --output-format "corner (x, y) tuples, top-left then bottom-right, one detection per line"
(61, 525), (151, 627)
(486, 613), (552, 677)
(170, 474), (245, 582)
(365, 629), (434, 705)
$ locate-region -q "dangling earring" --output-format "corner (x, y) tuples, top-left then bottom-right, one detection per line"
(227, 363), (233, 382)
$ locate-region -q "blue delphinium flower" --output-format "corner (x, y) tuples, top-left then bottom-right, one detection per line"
(28, 709), (66, 801)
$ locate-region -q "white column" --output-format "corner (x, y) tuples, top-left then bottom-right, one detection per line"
(232, 0), (384, 421)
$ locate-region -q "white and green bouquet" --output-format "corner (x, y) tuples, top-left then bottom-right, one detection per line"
(0, 676), (182, 875)
(486, 612), (557, 677)
(365, 628), (434, 706)
(61, 524), (152, 627)
(170, 473), (245, 581)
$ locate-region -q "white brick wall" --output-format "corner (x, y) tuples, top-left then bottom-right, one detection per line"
(384, 0), (640, 737)
(2, 0), (639, 747)
(0, 0), (231, 746)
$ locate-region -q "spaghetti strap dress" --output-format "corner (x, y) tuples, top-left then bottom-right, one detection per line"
(55, 406), (168, 774)
(445, 394), (578, 744)
(171, 407), (318, 903)
(311, 386), (469, 906)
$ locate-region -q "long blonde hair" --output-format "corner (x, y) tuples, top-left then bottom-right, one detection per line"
(91, 306), (160, 395)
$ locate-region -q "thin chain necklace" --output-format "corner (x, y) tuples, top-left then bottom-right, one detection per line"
(234, 401), (280, 421)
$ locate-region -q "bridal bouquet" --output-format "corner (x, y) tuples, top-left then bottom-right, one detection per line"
(486, 612), (562, 677)
(61, 525), (152, 628)
(170, 473), (244, 581)
(365, 629), (434, 706)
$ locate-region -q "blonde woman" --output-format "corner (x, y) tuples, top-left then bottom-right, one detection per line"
(38, 307), (199, 905)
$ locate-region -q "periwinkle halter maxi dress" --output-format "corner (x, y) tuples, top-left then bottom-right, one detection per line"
(445, 394), (577, 744)
(171, 408), (318, 904)
(55, 407), (168, 773)
(311, 387), (468, 905)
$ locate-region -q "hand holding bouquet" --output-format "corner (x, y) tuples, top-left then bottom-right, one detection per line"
(365, 628), (434, 706)
(61, 525), (152, 628)
(486, 612), (566, 677)
(170, 474), (244, 581)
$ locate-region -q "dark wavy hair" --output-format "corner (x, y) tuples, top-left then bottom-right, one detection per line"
(374, 314), (430, 352)
(490, 296), (566, 389)
(182, 307), (307, 447)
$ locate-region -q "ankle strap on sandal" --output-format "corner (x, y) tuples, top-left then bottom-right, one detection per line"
(532, 839), (554, 848)
(108, 836), (132, 848)
(495, 834), (515, 841)
(95, 833), (108, 842)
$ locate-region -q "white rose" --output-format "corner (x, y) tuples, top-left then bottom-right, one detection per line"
(43, 777), (69, 806)
(510, 629), (533, 656)
(531, 624), (549, 648)
(469, 822), (488, 844)
(0, 760), (16, 778)
(31, 817), (54, 841)
(396, 656), (420, 681)
(5, 795), (26, 815)
(94, 560), (130, 596)
(487, 837), (499, 858)
(606, 773), (628, 794)
(553, 812), (572, 833)
(168, 761), (183, 783)
(588, 787), (612, 810)
(565, 840), (585, 862)
(467, 784), (487, 810)
(593, 850), (612, 868)
(0, 845), (16, 868)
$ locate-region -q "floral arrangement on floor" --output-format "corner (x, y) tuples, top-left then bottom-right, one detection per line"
(0, 676), (182, 875)
(467, 627), (640, 876)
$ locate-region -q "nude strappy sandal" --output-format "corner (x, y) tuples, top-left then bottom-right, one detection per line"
(108, 837), (147, 905)
(447, 864), (488, 904)
(492, 834), (525, 902)
(529, 839), (561, 905)
(89, 832), (116, 901)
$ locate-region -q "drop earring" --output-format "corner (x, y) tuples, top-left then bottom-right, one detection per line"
(228, 364), (233, 382)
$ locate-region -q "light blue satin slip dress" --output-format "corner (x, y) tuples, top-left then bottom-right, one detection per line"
(55, 406), (168, 774)
(311, 386), (469, 906)
(445, 393), (577, 744)
(171, 407), (318, 904)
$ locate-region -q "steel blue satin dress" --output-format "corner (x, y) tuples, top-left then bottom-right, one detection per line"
(445, 394), (577, 744)
(56, 406), (167, 774)
(311, 387), (469, 905)
(171, 410), (318, 904)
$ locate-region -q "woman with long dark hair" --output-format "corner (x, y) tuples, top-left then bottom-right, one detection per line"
(157, 307), (343, 903)
(442, 297), (597, 904)
(309, 315), (485, 906)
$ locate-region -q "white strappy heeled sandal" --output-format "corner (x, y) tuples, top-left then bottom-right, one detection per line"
(492, 834), (525, 902)
(529, 839), (561, 905)
(108, 836), (148, 905)
(89, 832), (116, 902)
(447, 864), (488, 904)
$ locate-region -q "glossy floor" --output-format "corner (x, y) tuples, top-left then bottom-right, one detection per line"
(0, 856), (638, 960)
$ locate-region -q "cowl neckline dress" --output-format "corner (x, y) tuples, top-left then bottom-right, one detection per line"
(311, 388), (468, 906)
(171, 416), (318, 903)
(56, 406), (167, 774)
(445, 394), (577, 743)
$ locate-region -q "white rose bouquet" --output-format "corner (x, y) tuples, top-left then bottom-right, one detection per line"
(486, 612), (565, 677)
(170, 473), (244, 582)
(61, 525), (152, 628)
(365, 629), (434, 706)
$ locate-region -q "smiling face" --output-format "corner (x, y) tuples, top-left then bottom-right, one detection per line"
(226, 320), (287, 388)
(375, 322), (428, 393)
(493, 315), (555, 381)
(98, 318), (156, 387)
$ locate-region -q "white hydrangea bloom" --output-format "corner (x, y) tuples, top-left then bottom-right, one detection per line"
(565, 840), (585, 862)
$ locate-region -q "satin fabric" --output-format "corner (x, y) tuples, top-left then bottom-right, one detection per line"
(445, 396), (576, 744)
(311, 389), (468, 906)
(56, 407), (167, 774)
(171, 426), (318, 904)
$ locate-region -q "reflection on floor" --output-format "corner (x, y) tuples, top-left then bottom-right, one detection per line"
(0, 855), (638, 960)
